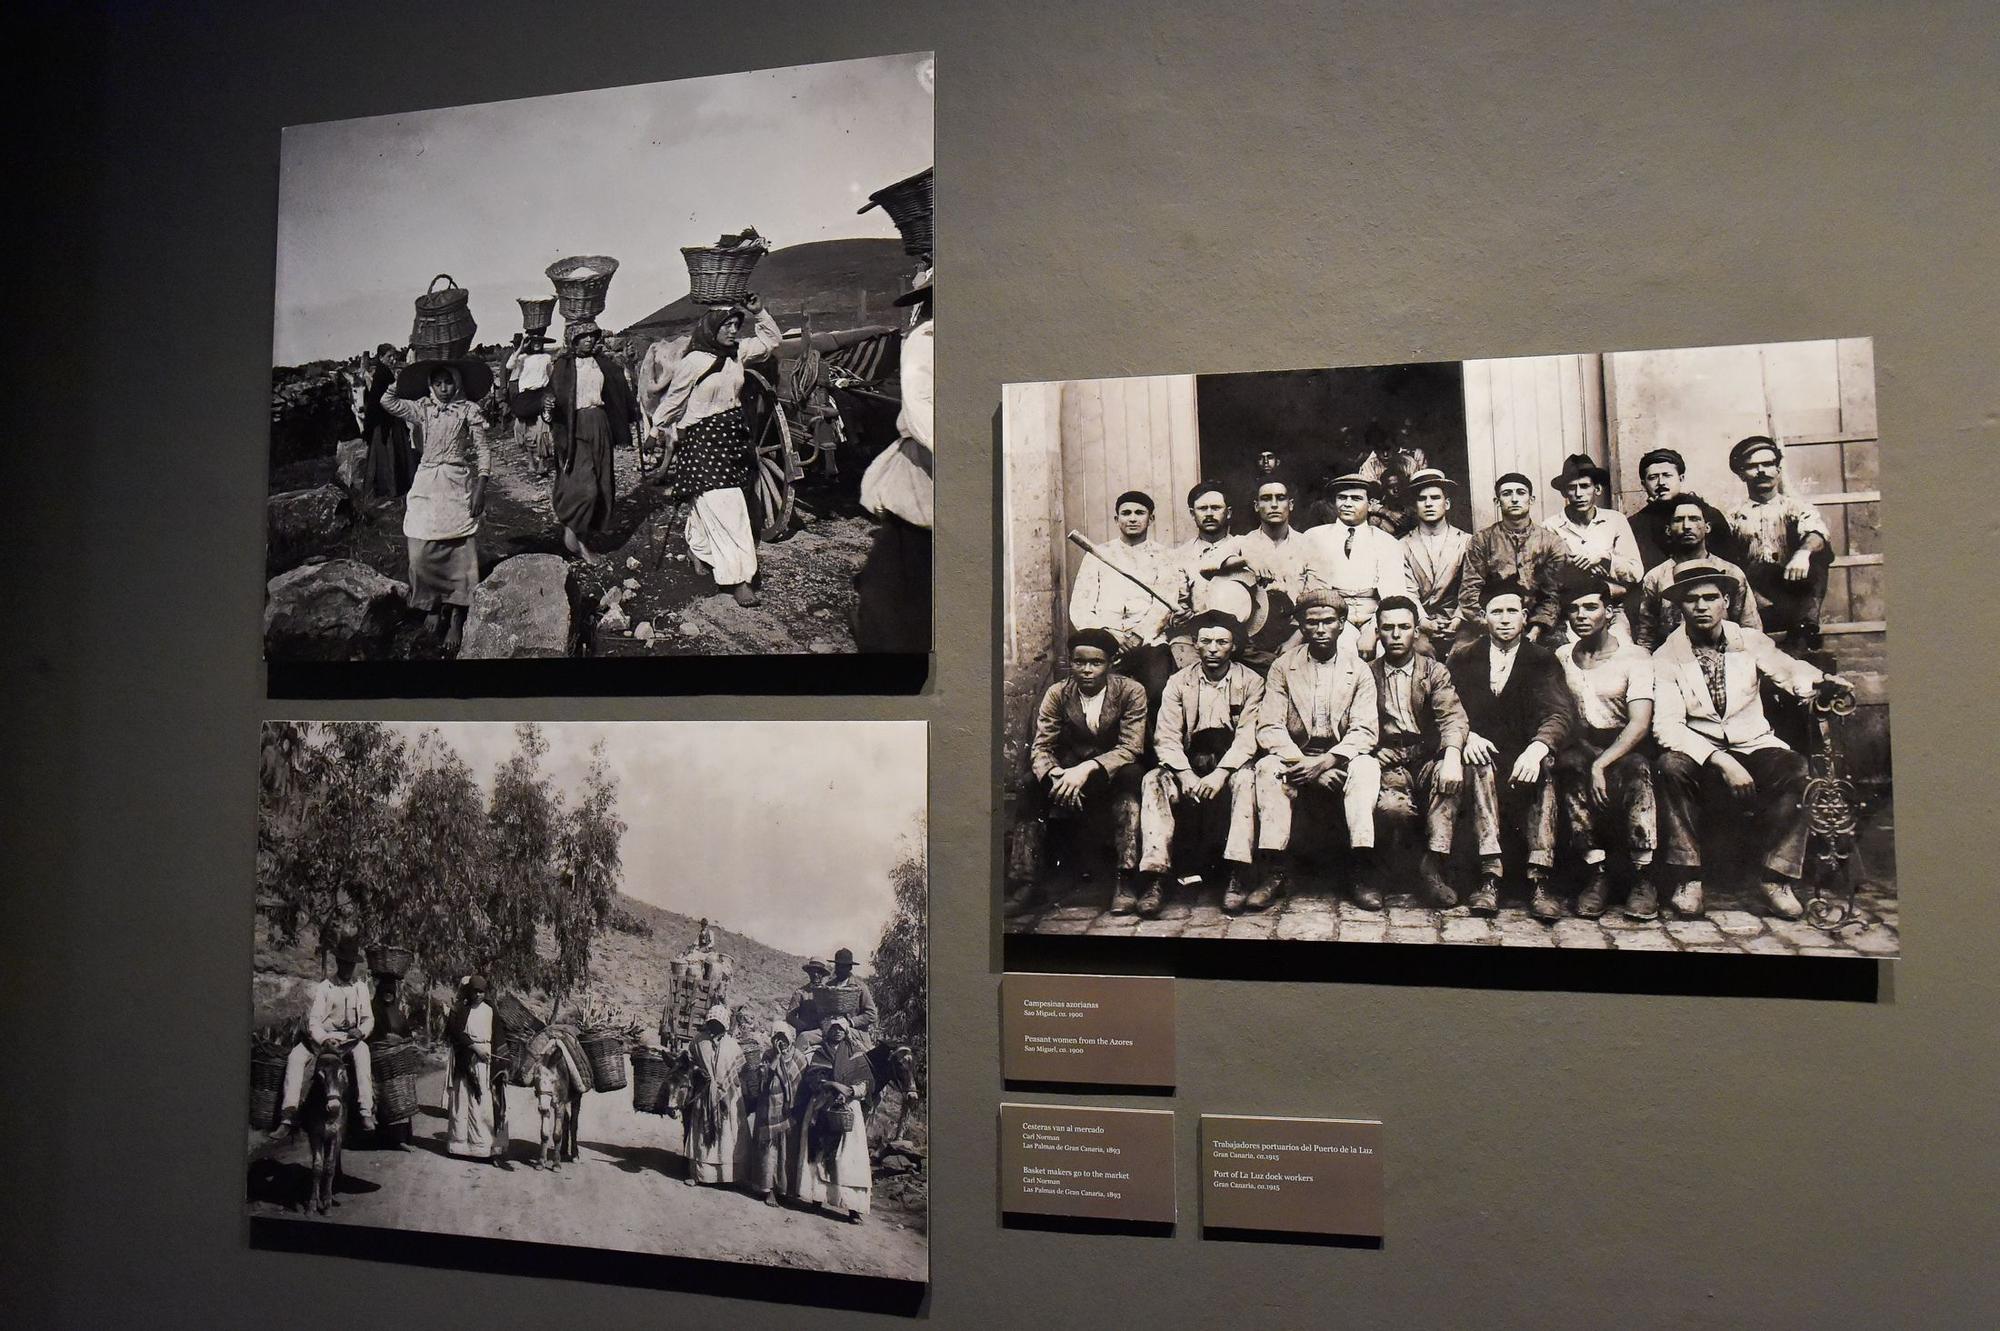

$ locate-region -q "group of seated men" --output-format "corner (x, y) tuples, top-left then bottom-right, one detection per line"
(1009, 435), (1853, 925)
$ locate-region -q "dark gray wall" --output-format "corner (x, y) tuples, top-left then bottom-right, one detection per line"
(8, 1), (1997, 1326)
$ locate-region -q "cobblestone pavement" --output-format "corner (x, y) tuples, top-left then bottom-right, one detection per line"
(1006, 876), (1899, 957)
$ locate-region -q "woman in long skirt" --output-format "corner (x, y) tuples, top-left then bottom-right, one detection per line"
(546, 319), (640, 566)
(747, 1021), (809, 1205)
(681, 1004), (743, 1186)
(648, 296), (783, 607)
(377, 358), (493, 654)
(799, 1016), (876, 1223)
(444, 978), (498, 1161)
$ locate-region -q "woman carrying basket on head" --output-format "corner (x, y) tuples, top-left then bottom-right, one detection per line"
(377, 354), (494, 655)
(646, 294), (784, 607)
(544, 318), (640, 566)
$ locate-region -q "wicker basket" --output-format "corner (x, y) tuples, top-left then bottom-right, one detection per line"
(410, 274), (477, 356)
(249, 1051), (287, 1130)
(545, 255), (619, 320)
(820, 984), (864, 1017)
(580, 1033), (628, 1091)
(494, 992), (546, 1045)
(680, 245), (763, 306)
(373, 1043), (422, 1124)
(630, 1048), (673, 1114)
(365, 944), (413, 978)
(859, 166), (934, 257)
(518, 296), (557, 334)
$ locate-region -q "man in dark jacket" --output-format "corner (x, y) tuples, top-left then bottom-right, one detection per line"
(1625, 447), (1739, 575)
(1008, 627), (1150, 916)
(1445, 580), (1574, 919)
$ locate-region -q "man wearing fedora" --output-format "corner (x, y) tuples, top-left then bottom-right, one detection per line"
(1399, 468), (1472, 651)
(1458, 473), (1569, 647)
(1300, 471), (1413, 655)
(1137, 608), (1266, 917)
(820, 948), (879, 1048)
(1543, 453), (1645, 614)
(1649, 559), (1853, 919)
(1369, 595), (1487, 909)
(269, 933), (377, 1140)
(1249, 590), (1382, 912)
(1723, 435), (1833, 650)
(1626, 447), (1738, 575)
(1631, 494), (1762, 650)
(1446, 579), (1573, 919)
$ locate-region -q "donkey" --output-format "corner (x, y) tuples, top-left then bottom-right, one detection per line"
(863, 1043), (922, 1155)
(301, 1047), (349, 1214)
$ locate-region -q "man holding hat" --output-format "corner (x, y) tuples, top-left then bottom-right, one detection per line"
(1723, 435), (1832, 649)
(1648, 559), (1853, 919)
(1627, 448), (1738, 574)
(1300, 472), (1413, 652)
(820, 948), (879, 1047)
(1010, 627), (1150, 915)
(1399, 468), (1472, 649)
(1631, 494), (1762, 650)
(1068, 489), (1186, 708)
(1249, 589), (1382, 912)
(270, 933), (377, 1139)
(1171, 480), (1238, 622)
(1544, 453), (1645, 608)
(1137, 607), (1265, 917)
(1459, 473), (1570, 645)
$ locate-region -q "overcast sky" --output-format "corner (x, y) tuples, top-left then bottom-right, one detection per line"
(273, 52), (934, 364)
(368, 720), (926, 962)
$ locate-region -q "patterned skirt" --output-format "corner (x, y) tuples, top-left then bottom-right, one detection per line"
(669, 406), (753, 498)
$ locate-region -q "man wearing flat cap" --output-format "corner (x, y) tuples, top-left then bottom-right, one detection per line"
(1543, 453), (1645, 612)
(1137, 608), (1265, 917)
(1068, 489), (1186, 708)
(1648, 559), (1853, 920)
(1300, 471), (1412, 655)
(1626, 448), (1738, 575)
(1723, 436), (1832, 650)
(1399, 468), (1472, 649)
(1009, 627), (1150, 916)
(1249, 589), (1382, 912)
(1458, 473), (1570, 646)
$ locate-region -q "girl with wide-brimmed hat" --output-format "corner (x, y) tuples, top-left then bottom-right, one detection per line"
(377, 357), (494, 654)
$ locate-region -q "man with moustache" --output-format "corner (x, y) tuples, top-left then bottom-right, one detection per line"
(1398, 468), (1472, 651)
(1631, 494), (1762, 650)
(1724, 436), (1833, 649)
(1626, 448), (1737, 573)
(1457, 473), (1569, 646)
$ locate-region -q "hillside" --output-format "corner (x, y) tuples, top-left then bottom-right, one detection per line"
(623, 237), (920, 338)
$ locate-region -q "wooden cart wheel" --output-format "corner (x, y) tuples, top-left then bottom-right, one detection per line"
(751, 386), (799, 542)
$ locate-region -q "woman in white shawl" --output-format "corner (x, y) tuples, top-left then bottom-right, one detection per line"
(647, 296), (783, 607)
(681, 1003), (744, 1186)
(444, 977), (499, 1162)
(799, 1015), (876, 1223)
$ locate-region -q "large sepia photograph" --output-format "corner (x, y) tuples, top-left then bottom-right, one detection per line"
(1002, 338), (1895, 959)
(248, 721), (928, 1283)
(264, 54), (935, 679)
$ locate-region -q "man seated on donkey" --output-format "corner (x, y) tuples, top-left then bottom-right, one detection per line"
(269, 933), (376, 1140)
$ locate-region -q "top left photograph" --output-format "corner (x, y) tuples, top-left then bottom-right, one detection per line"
(264, 52), (935, 697)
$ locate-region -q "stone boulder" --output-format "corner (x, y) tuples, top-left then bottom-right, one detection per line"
(460, 554), (581, 659)
(263, 558), (406, 660)
(334, 439), (370, 495)
(267, 484), (355, 568)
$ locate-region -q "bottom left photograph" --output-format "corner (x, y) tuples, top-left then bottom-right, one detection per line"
(247, 719), (929, 1285)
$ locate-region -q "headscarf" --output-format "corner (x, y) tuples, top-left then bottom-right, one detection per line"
(703, 1002), (731, 1032)
(686, 306), (744, 389)
(769, 1021), (796, 1047)
(426, 365), (463, 406)
(821, 1015), (852, 1043)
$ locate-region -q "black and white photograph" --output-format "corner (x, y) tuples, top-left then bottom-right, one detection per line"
(263, 54), (935, 686)
(248, 720), (928, 1283)
(1002, 338), (1896, 958)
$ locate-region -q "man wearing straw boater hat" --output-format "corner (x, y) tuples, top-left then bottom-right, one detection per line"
(1647, 558), (1853, 920)
(545, 317), (641, 568)
(376, 354), (493, 654)
(268, 933), (376, 1141)
(784, 957), (832, 1041)
(1399, 468), (1473, 650)
(855, 264), (934, 650)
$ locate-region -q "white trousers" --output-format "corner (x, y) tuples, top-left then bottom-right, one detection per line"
(282, 1041), (374, 1127)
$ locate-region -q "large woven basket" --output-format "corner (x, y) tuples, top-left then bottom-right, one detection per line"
(249, 1052), (286, 1130)
(494, 991), (546, 1045)
(859, 166), (934, 257)
(518, 296), (557, 334)
(410, 274), (477, 355)
(820, 984), (864, 1017)
(365, 944), (413, 978)
(373, 1043), (422, 1124)
(545, 255), (619, 320)
(630, 1048), (673, 1115)
(580, 1033), (628, 1091)
(680, 245), (762, 306)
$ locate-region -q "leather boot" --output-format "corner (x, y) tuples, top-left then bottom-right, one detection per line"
(1529, 877), (1564, 922)
(1467, 875), (1500, 916)
(1574, 864), (1611, 918)
(1136, 875), (1165, 918)
(1109, 871), (1139, 916)
(1761, 879), (1805, 920)
(1222, 870), (1251, 915)
(1417, 854), (1458, 910)
(1347, 851), (1383, 910)
(1622, 878), (1660, 921)
(1243, 862), (1286, 912)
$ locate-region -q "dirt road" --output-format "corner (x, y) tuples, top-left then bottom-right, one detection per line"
(246, 1067), (926, 1281)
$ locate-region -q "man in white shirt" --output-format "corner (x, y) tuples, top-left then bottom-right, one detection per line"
(1198, 475), (1313, 671)
(1650, 561), (1853, 919)
(1068, 490), (1184, 708)
(1300, 471), (1412, 656)
(1551, 576), (1659, 920)
(1544, 453), (1645, 612)
(271, 934), (376, 1138)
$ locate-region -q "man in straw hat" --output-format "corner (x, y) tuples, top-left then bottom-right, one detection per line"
(1544, 453), (1646, 614)
(855, 265), (934, 651)
(785, 957), (831, 1038)
(1136, 608), (1265, 917)
(1249, 590), (1382, 913)
(1459, 472), (1569, 646)
(377, 354), (494, 654)
(1647, 559), (1853, 920)
(269, 933), (376, 1141)
(1399, 468), (1472, 651)
(1722, 435), (1833, 650)
(1299, 471), (1413, 655)
(683, 1004), (745, 1186)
